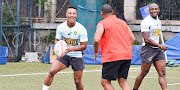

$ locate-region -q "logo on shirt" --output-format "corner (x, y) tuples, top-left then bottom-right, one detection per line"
(68, 32), (72, 35)
(153, 29), (161, 36)
(64, 38), (78, 46)
(74, 31), (77, 35)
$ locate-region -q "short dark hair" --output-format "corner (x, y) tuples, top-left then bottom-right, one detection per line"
(101, 4), (112, 14)
(67, 5), (77, 10)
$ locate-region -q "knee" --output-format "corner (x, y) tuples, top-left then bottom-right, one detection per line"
(74, 79), (81, 86)
(101, 79), (109, 86)
(141, 70), (149, 77)
(48, 70), (57, 77)
(118, 78), (127, 86)
(119, 78), (124, 83)
(101, 80), (104, 86)
(101, 79), (106, 86)
(159, 69), (166, 76)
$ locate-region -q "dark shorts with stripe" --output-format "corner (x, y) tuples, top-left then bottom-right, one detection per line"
(141, 44), (165, 64)
(56, 55), (84, 71)
(102, 60), (131, 80)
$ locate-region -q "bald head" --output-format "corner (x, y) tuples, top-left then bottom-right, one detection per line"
(101, 4), (113, 14)
(149, 3), (159, 10)
(149, 3), (160, 19)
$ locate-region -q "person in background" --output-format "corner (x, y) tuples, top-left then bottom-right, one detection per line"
(133, 3), (168, 90)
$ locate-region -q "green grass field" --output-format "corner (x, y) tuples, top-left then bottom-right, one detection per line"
(0, 62), (179, 90)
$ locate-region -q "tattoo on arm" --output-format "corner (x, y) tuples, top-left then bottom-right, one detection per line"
(96, 23), (101, 32)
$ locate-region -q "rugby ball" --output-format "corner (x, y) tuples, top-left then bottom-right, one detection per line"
(54, 40), (68, 58)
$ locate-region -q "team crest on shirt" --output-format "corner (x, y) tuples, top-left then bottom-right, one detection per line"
(153, 29), (161, 36)
(74, 31), (77, 35)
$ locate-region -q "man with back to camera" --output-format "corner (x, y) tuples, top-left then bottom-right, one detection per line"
(42, 5), (88, 90)
(93, 4), (135, 90)
(133, 3), (168, 90)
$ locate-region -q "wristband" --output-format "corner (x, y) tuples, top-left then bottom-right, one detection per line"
(161, 45), (163, 49)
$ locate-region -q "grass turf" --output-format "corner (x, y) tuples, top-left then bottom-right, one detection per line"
(0, 62), (179, 90)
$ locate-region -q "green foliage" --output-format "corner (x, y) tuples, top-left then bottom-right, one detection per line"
(2, 29), (14, 46)
(37, 0), (48, 7)
(44, 0), (52, 17)
(133, 40), (141, 45)
(148, 0), (156, 5)
(3, 4), (17, 25)
(163, 36), (167, 42)
(41, 30), (55, 43)
(37, 0), (52, 15)
(37, 0), (52, 22)
(2, 4), (18, 46)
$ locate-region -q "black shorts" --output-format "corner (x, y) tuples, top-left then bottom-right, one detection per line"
(56, 55), (84, 71)
(141, 44), (165, 64)
(102, 60), (131, 80)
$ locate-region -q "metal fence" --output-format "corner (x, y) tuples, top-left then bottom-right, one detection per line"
(0, 0), (32, 60)
(136, 0), (180, 20)
(1, 0), (179, 61)
(56, 0), (71, 18)
(107, 0), (124, 19)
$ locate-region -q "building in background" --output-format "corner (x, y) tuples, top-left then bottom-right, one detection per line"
(1, 0), (180, 59)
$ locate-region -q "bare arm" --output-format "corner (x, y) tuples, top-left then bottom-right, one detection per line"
(55, 38), (60, 44)
(159, 35), (162, 44)
(128, 26), (135, 45)
(65, 41), (88, 54)
(142, 32), (161, 47)
(55, 37), (88, 54)
(142, 32), (167, 51)
(93, 23), (104, 61)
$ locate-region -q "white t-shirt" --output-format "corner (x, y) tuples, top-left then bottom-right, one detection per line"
(56, 21), (88, 57)
(141, 15), (161, 47)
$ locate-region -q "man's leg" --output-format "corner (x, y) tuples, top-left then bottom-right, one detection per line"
(118, 78), (130, 90)
(154, 60), (168, 90)
(133, 63), (151, 90)
(74, 70), (83, 90)
(43, 60), (66, 88)
(101, 78), (114, 90)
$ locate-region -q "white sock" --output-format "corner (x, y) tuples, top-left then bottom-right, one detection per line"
(42, 84), (49, 90)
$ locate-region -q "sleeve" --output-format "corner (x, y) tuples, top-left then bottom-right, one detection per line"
(55, 25), (62, 40)
(141, 19), (150, 32)
(80, 26), (88, 42)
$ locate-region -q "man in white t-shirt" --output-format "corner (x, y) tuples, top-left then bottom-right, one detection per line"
(133, 3), (168, 90)
(42, 5), (88, 90)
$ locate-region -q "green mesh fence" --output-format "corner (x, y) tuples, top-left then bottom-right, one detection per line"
(71, 0), (106, 45)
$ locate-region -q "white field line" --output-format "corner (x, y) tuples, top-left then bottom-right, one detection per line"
(0, 68), (180, 86)
(0, 67), (179, 77)
(167, 83), (180, 86)
(128, 76), (180, 79)
(0, 70), (101, 77)
(0, 68), (140, 77)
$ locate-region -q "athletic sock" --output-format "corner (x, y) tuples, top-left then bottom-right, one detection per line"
(133, 88), (137, 90)
(42, 84), (49, 90)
